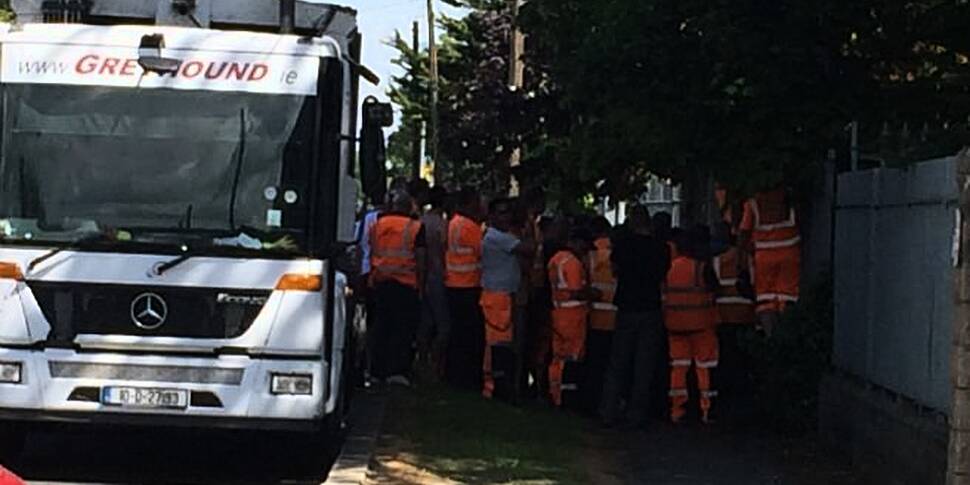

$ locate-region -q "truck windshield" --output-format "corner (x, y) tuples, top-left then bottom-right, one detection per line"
(0, 84), (317, 254)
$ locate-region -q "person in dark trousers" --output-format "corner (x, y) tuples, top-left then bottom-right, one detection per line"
(599, 205), (671, 429)
(583, 216), (617, 416)
(369, 191), (426, 386)
(445, 188), (486, 391)
(418, 186), (451, 378)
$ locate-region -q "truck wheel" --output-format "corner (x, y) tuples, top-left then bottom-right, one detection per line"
(0, 423), (27, 462)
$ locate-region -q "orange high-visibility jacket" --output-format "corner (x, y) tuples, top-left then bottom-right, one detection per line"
(445, 214), (483, 288)
(370, 214), (422, 288)
(587, 237), (617, 330)
(742, 189), (800, 251)
(713, 247), (756, 325)
(548, 250), (587, 309)
(663, 257), (718, 332)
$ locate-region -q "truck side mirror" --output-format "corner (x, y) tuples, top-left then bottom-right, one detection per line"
(359, 97), (393, 204)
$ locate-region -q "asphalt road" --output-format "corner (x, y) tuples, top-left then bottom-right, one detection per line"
(8, 425), (344, 485)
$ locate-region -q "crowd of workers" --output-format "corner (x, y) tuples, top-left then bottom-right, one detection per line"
(354, 177), (801, 426)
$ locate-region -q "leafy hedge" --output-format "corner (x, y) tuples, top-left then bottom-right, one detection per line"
(742, 274), (834, 432)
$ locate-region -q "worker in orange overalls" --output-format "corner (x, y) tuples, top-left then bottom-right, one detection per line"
(712, 220), (757, 420)
(584, 216), (616, 415)
(480, 198), (534, 400)
(369, 191), (425, 385)
(445, 187), (486, 391)
(547, 227), (598, 407)
(527, 214), (566, 399)
(664, 226), (720, 424)
(739, 184), (800, 336)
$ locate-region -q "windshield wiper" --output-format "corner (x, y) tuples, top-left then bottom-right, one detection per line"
(155, 244), (195, 276)
(27, 232), (110, 273)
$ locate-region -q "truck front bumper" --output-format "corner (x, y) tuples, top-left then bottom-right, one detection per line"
(0, 347), (329, 431)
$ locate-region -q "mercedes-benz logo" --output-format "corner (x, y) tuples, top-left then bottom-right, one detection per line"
(130, 293), (168, 330)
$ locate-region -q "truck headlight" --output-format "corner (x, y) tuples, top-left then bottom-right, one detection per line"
(0, 362), (22, 384)
(270, 373), (312, 395)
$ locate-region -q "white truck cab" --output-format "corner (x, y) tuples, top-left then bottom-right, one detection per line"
(0, 0), (390, 456)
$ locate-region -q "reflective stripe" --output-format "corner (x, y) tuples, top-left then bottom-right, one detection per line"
(554, 301), (585, 309)
(696, 359), (719, 369)
(716, 296), (754, 305)
(670, 359), (692, 367)
(592, 282), (617, 292)
(449, 219), (477, 254)
(701, 390), (719, 398)
(373, 249), (414, 258)
(751, 201), (797, 232)
(669, 389), (688, 397)
(447, 263), (482, 272)
(754, 236), (801, 249)
(757, 293), (798, 302)
(560, 384), (579, 391)
(592, 302), (618, 311)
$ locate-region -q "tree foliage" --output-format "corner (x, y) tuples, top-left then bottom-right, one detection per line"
(387, 0), (547, 194)
(520, 0), (970, 199)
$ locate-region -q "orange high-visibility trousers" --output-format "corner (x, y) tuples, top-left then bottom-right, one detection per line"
(754, 246), (800, 314)
(480, 290), (514, 399)
(548, 306), (588, 407)
(669, 329), (719, 422)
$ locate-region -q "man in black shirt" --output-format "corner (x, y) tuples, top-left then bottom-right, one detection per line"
(599, 205), (671, 428)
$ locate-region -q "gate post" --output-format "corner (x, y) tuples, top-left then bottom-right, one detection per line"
(949, 148), (970, 485)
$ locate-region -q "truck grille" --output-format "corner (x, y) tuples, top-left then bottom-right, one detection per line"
(50, 362), (245, 385)
(27, 282), (270, 340)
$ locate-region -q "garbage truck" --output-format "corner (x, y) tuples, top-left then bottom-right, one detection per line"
(0, 0), (391, 457)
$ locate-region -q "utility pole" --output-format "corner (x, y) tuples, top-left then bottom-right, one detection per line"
(427, 0), (441, 184)
(410, 20), (422, 181)
(508, 0), (525, 196)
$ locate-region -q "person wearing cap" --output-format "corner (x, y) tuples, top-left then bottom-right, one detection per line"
(368, 191), (426, 386)
(547, 227), (599, 407)
(480, 198), (534, 399)
(600, 205), (671, 428)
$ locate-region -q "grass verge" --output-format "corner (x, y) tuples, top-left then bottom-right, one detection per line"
(372, 382), (594, 485)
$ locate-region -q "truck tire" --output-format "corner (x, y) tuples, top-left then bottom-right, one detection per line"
(0, 422), (26, 462)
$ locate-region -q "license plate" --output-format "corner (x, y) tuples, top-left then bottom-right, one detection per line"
(101, 386), (189, 409)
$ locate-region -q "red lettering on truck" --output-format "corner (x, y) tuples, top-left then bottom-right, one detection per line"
(248, 64), (268, 81)
(71, 55), (273, 84)
(75, 54), (99, 74)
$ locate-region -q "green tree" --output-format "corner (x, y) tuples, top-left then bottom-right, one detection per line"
(386, 1), (548, 193)
(520, 0), (970, 203)
(386, 31), (430, 180)
(0, 0), (12, 21)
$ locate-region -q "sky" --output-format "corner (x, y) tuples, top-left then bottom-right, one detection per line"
(314, 0), (466, 110)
